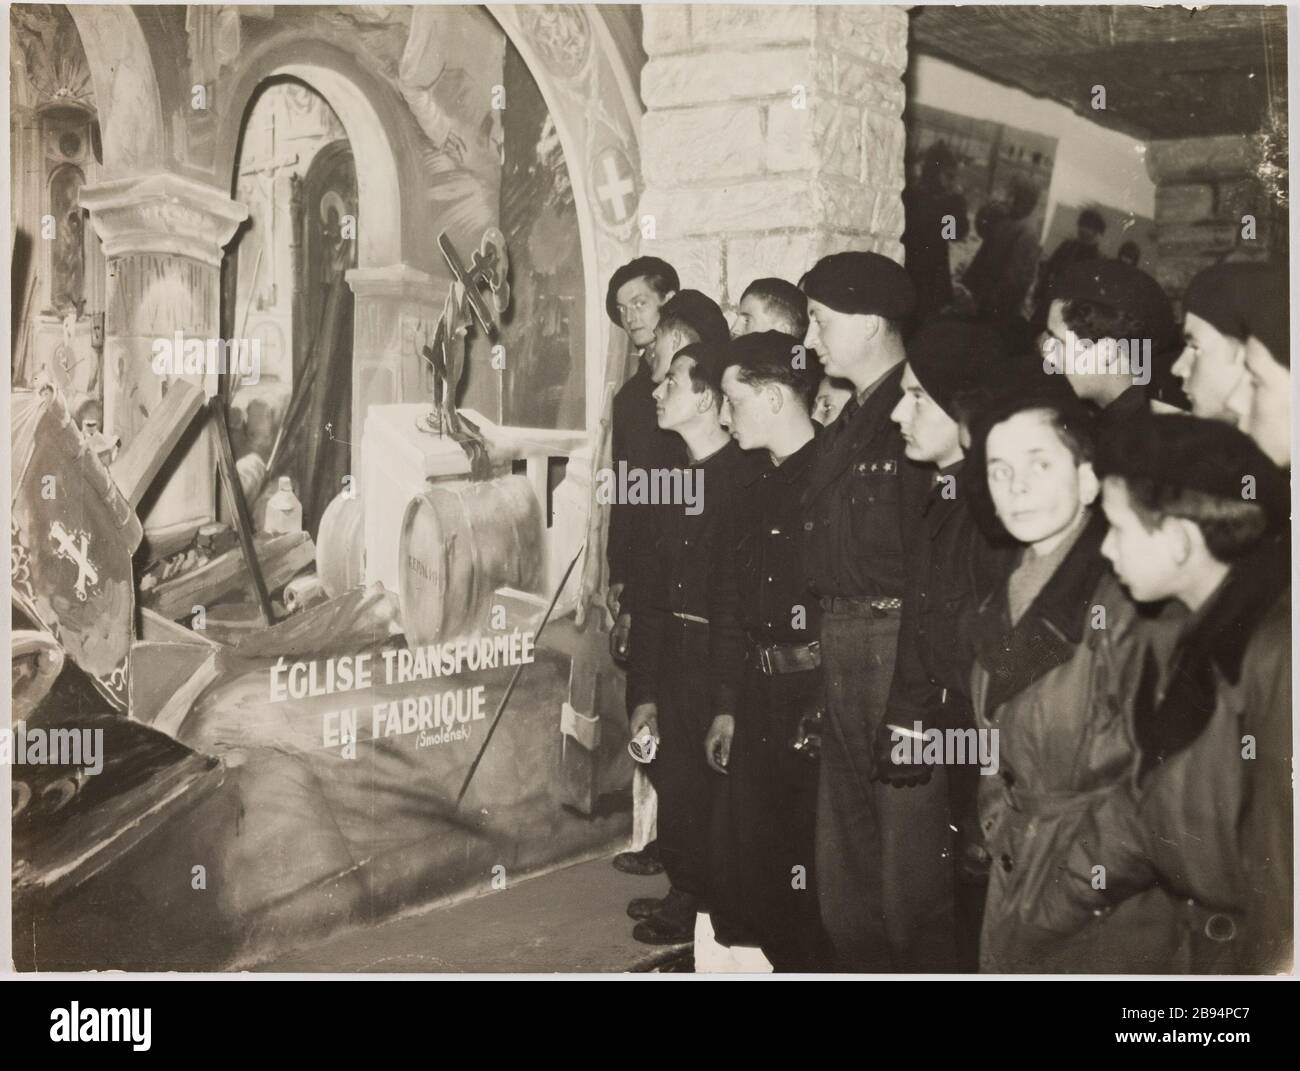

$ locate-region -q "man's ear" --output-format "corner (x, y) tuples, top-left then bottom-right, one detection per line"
(767, 384), (785, 413)
(1078, 461), (1100, 506)
(862, 313), (883, 343)
(1166, 517), (1202, 567)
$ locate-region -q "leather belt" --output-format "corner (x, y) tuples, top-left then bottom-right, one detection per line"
(751, 639), (821, 676)
(818, 595), (902, 616)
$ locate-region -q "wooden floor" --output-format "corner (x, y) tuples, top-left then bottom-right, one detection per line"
(250, 853), (690, 974)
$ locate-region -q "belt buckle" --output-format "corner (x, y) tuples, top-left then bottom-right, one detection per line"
(758, 645), (774, 676)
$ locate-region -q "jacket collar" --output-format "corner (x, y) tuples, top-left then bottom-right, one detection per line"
(976, 509), (1110, 716)
(1135, 533), (1289, 778)
(805, 362), (904, 502)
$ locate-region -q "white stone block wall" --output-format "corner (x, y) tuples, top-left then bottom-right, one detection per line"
(638, 4), (909, 319)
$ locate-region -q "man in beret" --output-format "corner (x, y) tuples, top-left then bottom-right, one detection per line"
(703, 330), (830, 970)
(1039, 415), (1291, 972)
(798, 251), (935, 969)
(1042, 259), (1180, 432)
(1220, 266), (1290, 468)
(605, 255), (679, 877)
(883, 320), (1018, 969)
(1175, 262), (1277, 423)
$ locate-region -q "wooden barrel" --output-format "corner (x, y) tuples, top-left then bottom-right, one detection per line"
(316, 488), (365, 597)
(398, 475), (543, 646)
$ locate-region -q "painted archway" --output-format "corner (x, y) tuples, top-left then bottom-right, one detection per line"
(65, 5), (165, 175)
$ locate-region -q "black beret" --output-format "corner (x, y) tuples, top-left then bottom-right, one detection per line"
(1184, 262), (1289, 369)
(799, 251), (915, 320)
(906, 320), (1008, 419)
(605, 256), (680, 326)
(1095, 413), (1289, 527)
(1051, 260), (1175, 346)
(658, 289), (730, 346)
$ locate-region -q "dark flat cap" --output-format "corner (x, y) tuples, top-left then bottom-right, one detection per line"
(800, 251), (915, 320)
(1095, 413), (1289, 526)
(658, 289), (730, 346)
(1184, 262), (1289, 369)
(906, 320), (1008, 418)
(1052, 260), (1175, 346)
(605, 256), (679, 326)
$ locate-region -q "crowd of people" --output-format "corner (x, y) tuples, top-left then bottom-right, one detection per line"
(598, 199), (1291, 973)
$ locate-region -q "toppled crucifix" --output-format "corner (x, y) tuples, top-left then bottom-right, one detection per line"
(417, 227), (511, 480)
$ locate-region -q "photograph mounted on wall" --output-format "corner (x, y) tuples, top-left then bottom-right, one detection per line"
(3, 1), (1292, 994)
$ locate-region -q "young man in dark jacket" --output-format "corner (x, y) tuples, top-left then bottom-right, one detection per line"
(625, 341), (763, 945)
(798, 252), (935, 970)
(704, 330), (830, 970)
(966, 388), (1179, 972)
(882, 320), (1017, 969)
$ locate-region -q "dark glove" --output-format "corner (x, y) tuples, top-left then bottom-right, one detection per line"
(874, 718), (933, 787)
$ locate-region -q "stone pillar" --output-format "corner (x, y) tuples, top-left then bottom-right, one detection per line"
(81, 171), (247, 543)
(345, 264), (448, 478)
(1146, 134), (1279, 305)
(638, 4), (908, 309)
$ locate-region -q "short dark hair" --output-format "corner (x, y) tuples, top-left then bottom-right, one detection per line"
(673, 341), (725, 408)
(656, 290), (730, 347)
(723, 330), (820, 412)
(1078, 209), (1107, 234)
(1059, 298), (1144, 343)
(605, 257), (679, 325)
(1115, 477), (1269, 563)
(971, 385), (1097, 467)
(739, 278), (809, 339)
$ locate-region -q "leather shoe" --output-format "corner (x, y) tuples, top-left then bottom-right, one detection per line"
(627, 895), (667, 921)
(632, 912), (694, 946)
(612, 842), (664, 876)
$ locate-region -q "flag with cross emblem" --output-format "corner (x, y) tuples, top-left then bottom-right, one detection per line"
(10, 384), (142, 710)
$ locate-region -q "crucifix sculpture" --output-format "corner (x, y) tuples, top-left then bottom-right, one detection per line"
(418, 227), (511, 480)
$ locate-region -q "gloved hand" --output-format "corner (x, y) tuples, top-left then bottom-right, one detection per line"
(874, 718), (933, 787)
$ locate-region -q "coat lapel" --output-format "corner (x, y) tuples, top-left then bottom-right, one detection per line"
(975, 510), (1109, 719)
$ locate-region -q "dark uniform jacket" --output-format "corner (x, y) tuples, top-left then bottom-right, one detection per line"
(801, 362), (930, 600)
(627, 439), (761, 709)
(608, 357), (686, 614)
(710, 433), (822, 715)
(886, 460), (1014, 731)
(1038, 539), (1293, 974)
